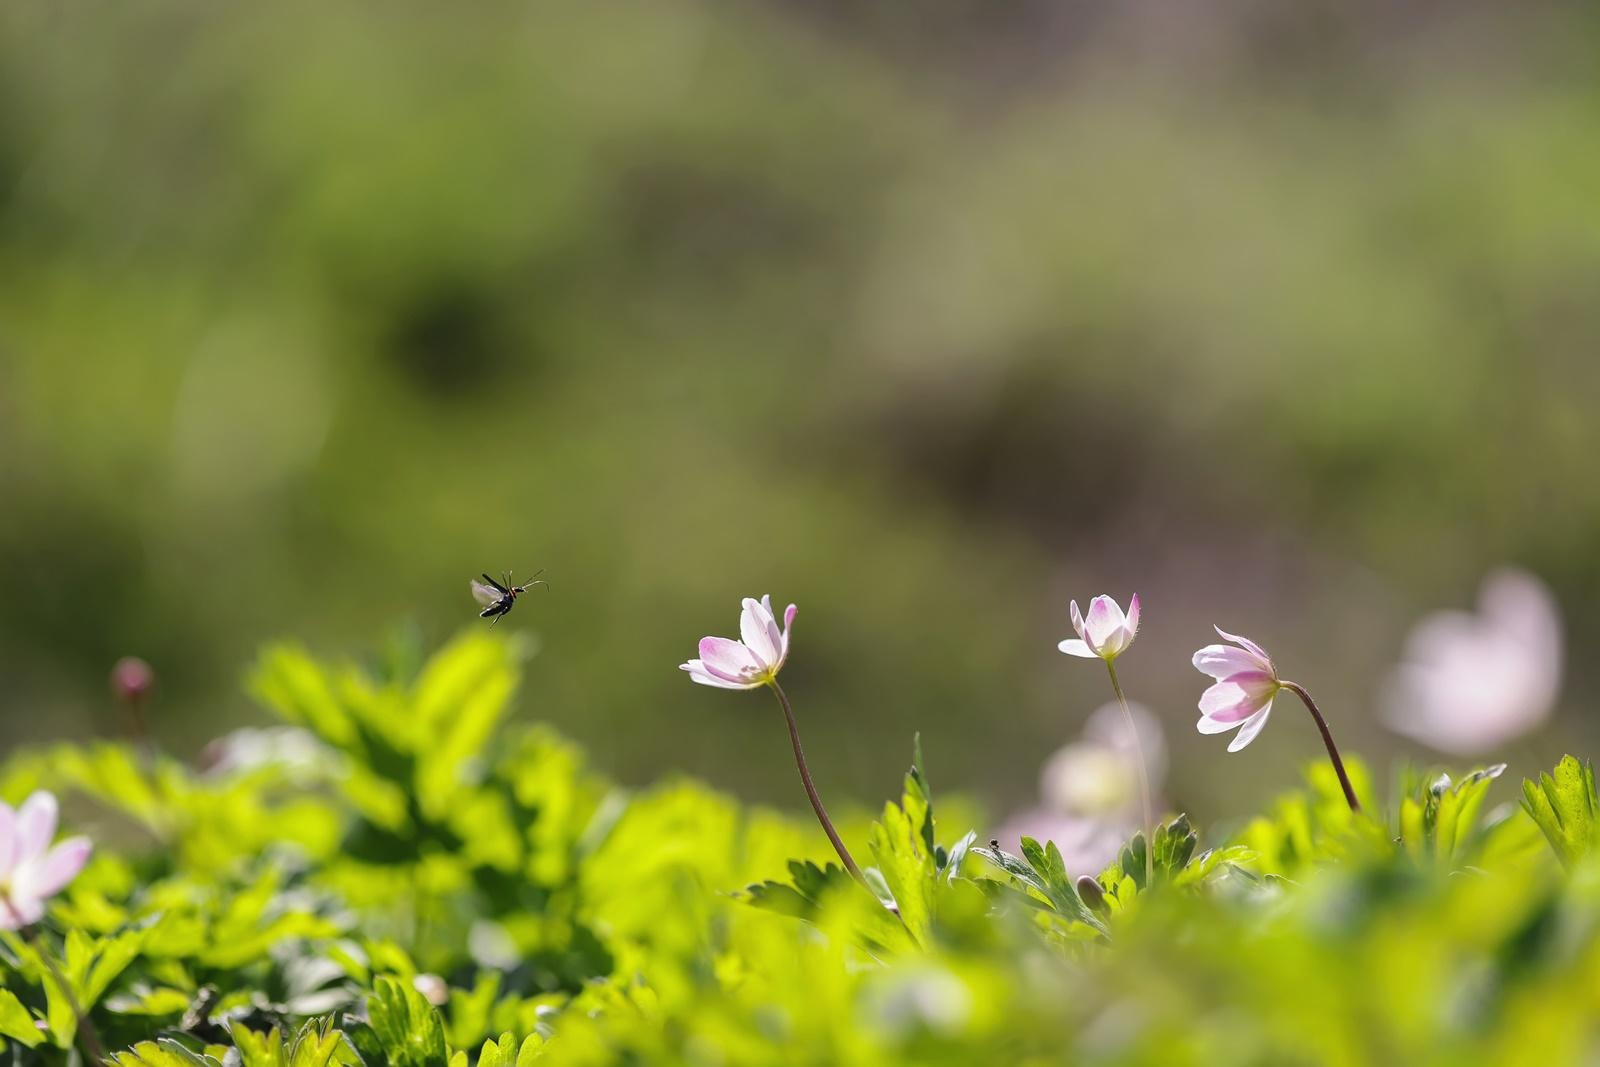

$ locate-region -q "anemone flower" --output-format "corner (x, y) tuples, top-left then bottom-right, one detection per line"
(1059, 594), (1141, 661)
(0, 791), (92, 930)
(680, 595), (795, 690)
(1381, 569), (1562, 757)
(1192, 628), (1360, 812)
(681, 596), (866, 889)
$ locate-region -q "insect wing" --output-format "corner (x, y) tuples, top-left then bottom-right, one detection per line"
(470, 579), (503, 607)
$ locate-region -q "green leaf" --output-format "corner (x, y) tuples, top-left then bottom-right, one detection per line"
(1521, 756), (1600, 869)
(0, 988), (45, 1048)
(367, 976), (450, 1067)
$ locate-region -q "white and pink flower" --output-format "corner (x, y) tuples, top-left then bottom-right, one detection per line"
(0, 791), (92, 930)
(1059, 595), (1141, 662)
(680, 595), (797, 690)
(1193, 627), (1282, 752)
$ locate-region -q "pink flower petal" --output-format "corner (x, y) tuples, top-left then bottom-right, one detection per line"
(1227, 704), (1273, 752)
(1213, 626), (1272, 665)
(697, 637), (762, 684)
(0, 803), (16, 878)
(1069, 600), (1086, 641)
(778, 603), (797, 663)
(1084, 596), (1124, 651)
(1198, 681), (1272, 722)
(1057, 639), (1098, 658)
(1196, 713), (1243, 735)
(19, 837), (91, 900)
(739, 599), (780, 668)
(1125, 593), (1141, 638)
(680, 661), (759, 689)
(1192, 644), (1268, 680)
(15, 792), (58, 862)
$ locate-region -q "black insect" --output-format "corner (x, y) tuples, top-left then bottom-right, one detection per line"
(470, 570), (547, 627)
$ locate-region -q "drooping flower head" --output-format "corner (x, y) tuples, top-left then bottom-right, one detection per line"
(680, 595), (797, 689)
(1059, 594), (1141, 662)
(1381, 568), (1562, 757)
(1193, 627), (1282, 752)
(0, 790), (92, 930)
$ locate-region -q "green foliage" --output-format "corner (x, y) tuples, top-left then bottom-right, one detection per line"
(1521, 755), (1600, 869)
(9, 637), (1600, 1065)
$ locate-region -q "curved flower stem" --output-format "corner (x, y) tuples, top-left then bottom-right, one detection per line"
(767, 679), (868, 889)
(1280, 680), (1361, 813)
(21, 924), (106, 1064)
(1104, 661), (1155, 889)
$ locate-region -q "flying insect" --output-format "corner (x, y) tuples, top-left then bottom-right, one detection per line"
(470, 570), (546, 627)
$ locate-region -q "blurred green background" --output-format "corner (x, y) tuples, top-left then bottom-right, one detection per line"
(3, 0), (1598, 825)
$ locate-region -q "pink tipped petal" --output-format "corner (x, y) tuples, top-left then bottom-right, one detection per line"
(15, 792), (58, 861)
(22, 837), (91, 899)
(1069, 600), (1086, 641)
(1084, 596), (1124, 650)
(1192, 644), (1267, 679)
(1057, 639), (1098, 658)
(778, 603), (797, 663)
(697, 637), (762, 683)
(739, 599), (780, 668)
(1198, 682), (1272, 722)
(1227, 704), (1273, 752)
(681, 660), (759, 689)
(1125, 594), (1140, 637)
(1213, 626), (1272, 665)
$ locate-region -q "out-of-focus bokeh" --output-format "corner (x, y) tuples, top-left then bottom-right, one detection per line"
(3, 1), (1598, 823)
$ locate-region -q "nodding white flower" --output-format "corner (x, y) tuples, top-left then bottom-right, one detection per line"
(1381, 569), (1562, 757)
(1193, 628), (1282, 752)
(680, 595), (797, 689)
(1059, 595), (1141, 661)
(0, 791), (92, 930)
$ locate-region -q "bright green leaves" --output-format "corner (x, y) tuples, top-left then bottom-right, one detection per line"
(1397, 763), (1507, 865)
(866, 740), (941, 944)
(249, 632), (525, 837)
(109, 1040), (231, 1066)
(232, 1020), (357, 1067)
(364, 976), (450, 1067)
(0, 988), (46, 1049)
(1522, 756), (1600, 868)
(453, 1032), (544, 1067)
(969, 838), (1105, 933)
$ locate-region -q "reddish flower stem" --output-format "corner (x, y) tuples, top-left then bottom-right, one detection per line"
(768, 679), (868, 888)
(1280, 680), (1361, 813)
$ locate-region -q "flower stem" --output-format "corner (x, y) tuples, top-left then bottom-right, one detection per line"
(1280, 680), (1361, 813)
(21, 924), (106, 1064)
(1104, 660), (1155, 889)
(768, 679), (868, 889)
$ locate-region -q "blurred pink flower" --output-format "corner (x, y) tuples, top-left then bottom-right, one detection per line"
(996, 702), (1165, 877)
(1059, 594), (1141, 661)
(0, 791), (92, 930)
(1193, 627), (1282, 752)
(680, 595), (797, 689)
(1381, 569), (1562, 757)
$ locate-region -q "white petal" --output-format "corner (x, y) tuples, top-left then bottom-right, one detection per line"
(1213, 626), (1272, 665)
(680, 662), (760, 690)
(1084, 596), (1126, 651)
(15, 837), (91, 901)
(1192, 644), (1268, 680)
(15, 792), (58, 863)
(1057, 639), (1099, 659)
(1227, 704), (1273, 752)
(740, 598), (780, 668)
